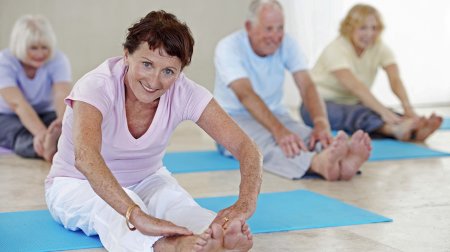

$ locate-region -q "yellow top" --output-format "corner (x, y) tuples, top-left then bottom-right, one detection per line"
(311, 36), (396, 104)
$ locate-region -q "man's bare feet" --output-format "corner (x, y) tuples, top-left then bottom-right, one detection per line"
(154, 226), (222, 252)
(310, 131), (349, 181)
(384, 117), (418, 141)
(223, 219), (253, 252)
(340, 130), (371, 180)
(413, 114), (443, 141)
(42, 121), (62, 162)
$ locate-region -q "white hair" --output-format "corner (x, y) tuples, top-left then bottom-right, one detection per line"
(9, 15), (57, 61)
(247, 0), (283, 24)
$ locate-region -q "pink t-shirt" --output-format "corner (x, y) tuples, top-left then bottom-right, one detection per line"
(46, 57), (212, 188)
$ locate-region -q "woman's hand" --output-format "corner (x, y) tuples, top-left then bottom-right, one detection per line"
(211, 198), (256, 228)
(33, 131), (46, 156)
(131, 208), (193, 237)
(403, 106), (419, 119)
(381, 110), (402, 125)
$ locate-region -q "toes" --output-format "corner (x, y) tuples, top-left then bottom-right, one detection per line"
(336, 130), (349, 141)
(351, 130), (364, 141)
(210, 223), (224, 240)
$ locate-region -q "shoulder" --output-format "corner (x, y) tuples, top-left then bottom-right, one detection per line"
(321, 37), (351, 57)
(74, 57), (124, 94)
(374, 40), (392, 52)
(329, 37), (349, 51)
(84, 57), (123, 81)
(0, 49), (20, 70)
(45, 50), (71, 69)
(52, 50), (68, 60)
(167, 73), (211, 106)
(281, 33), (298, 47)
(216, 30), (246, 52)
(170, 73), (208, 95)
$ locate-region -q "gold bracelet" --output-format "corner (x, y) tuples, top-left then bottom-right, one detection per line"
(125, 203), (140, 231)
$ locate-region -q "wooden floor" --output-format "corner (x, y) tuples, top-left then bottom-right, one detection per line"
(1, 106), (450, 252)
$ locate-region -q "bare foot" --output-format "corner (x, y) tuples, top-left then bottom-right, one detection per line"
(310, 131), (349, 181)
(223, 219), (253, 252)
(387, 117), (418, 141)
(340, 130), (371, 180)
(413, 114), (443, 141)
(42, 121), (62, 162)
(154, 227), (222, 252)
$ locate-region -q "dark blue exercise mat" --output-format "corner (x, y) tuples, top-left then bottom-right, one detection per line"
(0, 210), (102, 252)
(196, 189), (392, 234)
(369, 139), (450, 161)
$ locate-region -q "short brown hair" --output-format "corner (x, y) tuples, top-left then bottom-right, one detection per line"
(339, 4), (384, 40)
(123, 10), (194, 69)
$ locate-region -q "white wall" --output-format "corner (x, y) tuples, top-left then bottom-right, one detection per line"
(0, 0), (251, 91)
(282, 0), (450, 108)
(1, 0), (449, 108)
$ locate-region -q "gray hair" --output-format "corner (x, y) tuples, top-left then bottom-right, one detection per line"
(9, 15), (57, 61)
(247, 0), (283, 24)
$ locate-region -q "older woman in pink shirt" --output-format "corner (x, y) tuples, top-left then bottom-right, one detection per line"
(45, 10), (261, 252)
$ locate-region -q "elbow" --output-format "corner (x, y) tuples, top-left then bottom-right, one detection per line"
(74, 147), (92, 175)
(248, 139), (263, 174)
(8, 101), (22, 114)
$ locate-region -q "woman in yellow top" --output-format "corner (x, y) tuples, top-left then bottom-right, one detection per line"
(301, 4), (442, 141)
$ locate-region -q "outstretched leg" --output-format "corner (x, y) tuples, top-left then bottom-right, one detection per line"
(340, 130), (371, 180)
(309, 131), (349, 181)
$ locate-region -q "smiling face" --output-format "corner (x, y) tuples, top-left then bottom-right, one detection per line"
(246, 5), (284, 57)
(22, 43), (51, 69)
(351, 14), (380, 54)
(124, 42), (182, 105)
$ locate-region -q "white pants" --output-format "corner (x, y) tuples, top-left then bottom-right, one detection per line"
(45, 167), (216, 252)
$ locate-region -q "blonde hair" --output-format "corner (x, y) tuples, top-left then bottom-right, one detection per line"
(339, 4), (384, 40)
(9, 15), (57, 61)
(247, 0), (283, 24)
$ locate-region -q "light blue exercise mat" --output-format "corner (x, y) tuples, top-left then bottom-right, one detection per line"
(0, 190), (390, 251)
(440, 117), (450, 130)
(330, 130), (450, 161)
(369, 139), (450, 161)
(196, 189), (392, 233)
(163, 139), (450, 174)
(163, 150), (239, 173)
(0, 210), (102, 252)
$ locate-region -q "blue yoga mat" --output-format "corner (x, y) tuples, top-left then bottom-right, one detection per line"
(163, 151), (239, 173)
(197, 189), (392, 233)
(369, 139), (450, 161)
(440, 117), (450, 130)
(0, 190), (390, 251)
(0, 210), (102, 252)
(163, 139), (450, 174)
(163, 151), (343, 179)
